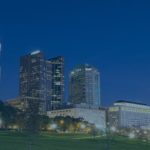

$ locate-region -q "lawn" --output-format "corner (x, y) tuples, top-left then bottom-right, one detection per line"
(0, 131), (150, 150)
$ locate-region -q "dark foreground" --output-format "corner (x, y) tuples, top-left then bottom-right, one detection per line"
(0, 131), (150, 150)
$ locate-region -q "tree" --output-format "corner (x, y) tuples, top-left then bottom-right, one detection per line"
(24, 99), (41, 150)
(39, 115), (49, 131)
(24, 99), (40, 134)
(0, 101), (19, 129)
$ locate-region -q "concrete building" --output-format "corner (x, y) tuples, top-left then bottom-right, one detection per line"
(108, 100), (150, 129)
(47, 107), (106, 131)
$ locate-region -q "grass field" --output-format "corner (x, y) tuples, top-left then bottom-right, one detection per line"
(0, 131), (150, 150)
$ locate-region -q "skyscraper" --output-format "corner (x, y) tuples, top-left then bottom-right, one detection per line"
(19, 50), (48, 113)
(48, 56), (64, 110)
(19, 51), (64, 112)
(69, 64), (101, 108)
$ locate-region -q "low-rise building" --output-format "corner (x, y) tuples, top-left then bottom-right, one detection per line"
(47, 107), (106, 131)
(108, 100), (150, 129)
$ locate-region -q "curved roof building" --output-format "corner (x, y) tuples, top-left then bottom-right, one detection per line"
(69, 64), (101, 108)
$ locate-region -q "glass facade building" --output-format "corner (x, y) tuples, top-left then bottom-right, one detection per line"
(108, 100), (150, 129)
(19, 51), (64, 112)
(19, 51), (48, 113)
(48, 56), (64, 110)
(69, 64), (101, 108)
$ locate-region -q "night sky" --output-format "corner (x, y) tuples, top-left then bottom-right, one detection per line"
(0, 0), (150, 106)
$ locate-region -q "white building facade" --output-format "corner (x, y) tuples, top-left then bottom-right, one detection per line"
(47, 107), (106, 131)
(108, 101), (150, 129)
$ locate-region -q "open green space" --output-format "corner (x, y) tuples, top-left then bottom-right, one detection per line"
(0, 131), (150, 150)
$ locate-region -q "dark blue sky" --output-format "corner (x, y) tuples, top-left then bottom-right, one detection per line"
(0, 0), (150, 106)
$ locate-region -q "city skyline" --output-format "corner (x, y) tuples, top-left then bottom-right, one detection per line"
(1, 48), (150, 106)
(1, 48), (150, 107)
(1, 0), (150, 106)
(1, 1), (150, 149)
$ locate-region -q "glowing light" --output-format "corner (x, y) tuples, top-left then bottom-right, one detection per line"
(85, 68), (92, 71)
(109, 107), (119, 112)
(60, 120), (64, 125)
(129, 132), (135, 139)
(31, 50), (40, 55)
(110, 126), (117, 132)
(80, 124), (86, 129)
(13, 125), (18, 130)
(51, 123), (57, 130)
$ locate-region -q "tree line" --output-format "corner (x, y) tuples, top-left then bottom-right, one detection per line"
(0, 100), (97, 134)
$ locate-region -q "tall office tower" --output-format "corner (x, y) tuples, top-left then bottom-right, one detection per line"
(20, 51), (64, 112)
(19, 50), (50, 113)
(48, 56), (64, 110)
(69, 64), (101, 108)
(45, 60), (52, 111)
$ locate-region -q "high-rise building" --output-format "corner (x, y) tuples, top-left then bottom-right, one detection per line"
(19, 50), (49, 113)
(48, 56), (64, 110)
(19, 51), (64, 112)
(45, 60), (52, 111)
(69, 64), (101, 108)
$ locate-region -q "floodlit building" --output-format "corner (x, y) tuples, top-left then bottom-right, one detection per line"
(108, 100), (150, 129)
(69, 64), (101, 108)
(47, 107), (106, 131)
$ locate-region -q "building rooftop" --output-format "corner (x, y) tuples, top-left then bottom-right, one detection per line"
(115, 100), (148, 106)
(30, 50), (41, 55)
